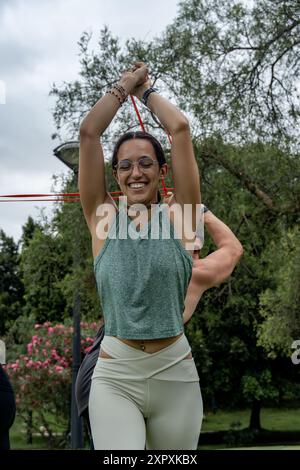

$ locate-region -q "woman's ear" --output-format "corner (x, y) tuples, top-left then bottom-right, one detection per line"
(159, 163), (168, 179)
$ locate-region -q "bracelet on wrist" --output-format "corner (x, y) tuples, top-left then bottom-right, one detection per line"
(113, 83), (128, 103)
(141, 87), (157, 107)
(106, 84), (128, 107)
(106, 89), (123, 106)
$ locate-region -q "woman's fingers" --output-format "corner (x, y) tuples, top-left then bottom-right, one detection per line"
(133, 61), (145, 68)
(134, 64), (149, 85)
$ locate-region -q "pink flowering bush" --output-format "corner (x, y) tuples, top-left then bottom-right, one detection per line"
(6, 320), (98, 447)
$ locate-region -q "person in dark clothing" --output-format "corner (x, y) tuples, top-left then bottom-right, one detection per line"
(0, 362), (16, 450)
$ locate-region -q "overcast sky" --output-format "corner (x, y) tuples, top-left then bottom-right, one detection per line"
(0, 0), (179, 243)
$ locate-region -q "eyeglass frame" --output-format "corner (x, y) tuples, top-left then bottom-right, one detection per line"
(114, 156), (159, 173)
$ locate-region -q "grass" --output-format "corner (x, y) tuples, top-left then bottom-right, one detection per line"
(10, 416), (48, 449)
(199, 407), (300, 450)
(201, 407), (300, 432)
(9, 407), (300, 450)
(10, 414), (68, 450)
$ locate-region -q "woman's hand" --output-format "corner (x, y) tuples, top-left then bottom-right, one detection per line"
(130, 61), (152, 100)
(119, 62), (149, 95)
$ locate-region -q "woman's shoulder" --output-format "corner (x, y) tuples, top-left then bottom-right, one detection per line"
(90, 193), (119, 259)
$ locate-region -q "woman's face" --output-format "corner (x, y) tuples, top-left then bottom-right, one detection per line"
(114, 139), (167, 206)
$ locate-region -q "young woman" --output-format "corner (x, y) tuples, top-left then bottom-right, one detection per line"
(74, 206), (243, 449)
(79, 61), (201, 450)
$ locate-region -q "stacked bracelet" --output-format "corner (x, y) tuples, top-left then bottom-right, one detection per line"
(106, 83), (128, 107)
(106, 89), (123, 106)
(113, 84), (128, 103)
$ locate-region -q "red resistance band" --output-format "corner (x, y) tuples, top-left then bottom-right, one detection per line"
(1, 95), (173, 203)
(0, 189), (175, 203)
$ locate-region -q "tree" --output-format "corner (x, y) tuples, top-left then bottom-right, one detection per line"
(157, 0), (300, 146)
(0, 229), (24, 335)
(19, 216), (41, 250)
(187, 138), (299, 426)
(20, 226), (69, 324)
(51, 1), (300, 148)
(257, 226), (300, 358)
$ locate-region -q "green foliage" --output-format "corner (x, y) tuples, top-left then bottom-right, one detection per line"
(20, 227), (69, 323)
(161, 0), (300, 146)
(49, 0), (300, 146)
(257, 227), (300, 357)
(0, 229), (24, 335)
(187, 138), (300, 409)
(19, 216), (41, 250)
(242, 370), (279, 403)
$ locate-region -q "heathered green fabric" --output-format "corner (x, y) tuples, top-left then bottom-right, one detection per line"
(93, 203), (193, 339)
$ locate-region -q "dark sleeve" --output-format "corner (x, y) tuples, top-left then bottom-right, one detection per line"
(75, 325), (105, 417)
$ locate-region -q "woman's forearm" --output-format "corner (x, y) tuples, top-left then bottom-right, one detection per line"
(136, 86), (189, 136)
(80, 93), (121, 137)
(80, 77), (136, 136)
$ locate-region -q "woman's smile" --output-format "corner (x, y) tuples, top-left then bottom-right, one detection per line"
(127, 181), (148, 191)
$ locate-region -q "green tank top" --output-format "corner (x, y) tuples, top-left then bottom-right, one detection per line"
(93, 203), (193, 339)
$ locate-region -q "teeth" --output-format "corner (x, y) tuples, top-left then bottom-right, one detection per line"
(129, 183), (146, 189)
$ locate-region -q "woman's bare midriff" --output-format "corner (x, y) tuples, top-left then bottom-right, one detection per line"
(99, 332), (193, 360)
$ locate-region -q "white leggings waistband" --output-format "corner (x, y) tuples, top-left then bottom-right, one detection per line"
(92, 334), (199, 382)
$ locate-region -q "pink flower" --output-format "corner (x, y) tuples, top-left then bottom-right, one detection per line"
(32, 335), (39, 345)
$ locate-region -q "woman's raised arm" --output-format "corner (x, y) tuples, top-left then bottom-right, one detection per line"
(79, 65), (148, 229)
(133, 63), (201, 231)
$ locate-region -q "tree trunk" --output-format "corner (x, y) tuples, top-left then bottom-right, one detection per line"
(249, 400), (262, 430)
(26, 410), (33, 444)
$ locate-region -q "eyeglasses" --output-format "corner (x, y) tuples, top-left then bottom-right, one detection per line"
(115, 156), (159, 173)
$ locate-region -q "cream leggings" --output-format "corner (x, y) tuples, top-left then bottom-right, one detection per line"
(89, 334), (203, 450)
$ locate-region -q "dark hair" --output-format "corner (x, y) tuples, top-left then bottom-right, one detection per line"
(112, 131), (167, 170)
(111, 131), (167, 203)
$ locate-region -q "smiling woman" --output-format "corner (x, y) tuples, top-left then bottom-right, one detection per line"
(79, 61), (202, 450)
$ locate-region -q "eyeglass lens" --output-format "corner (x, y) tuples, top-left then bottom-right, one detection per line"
(118, 156), (156, 171)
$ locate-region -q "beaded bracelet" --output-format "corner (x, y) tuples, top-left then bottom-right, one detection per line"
(113, 83), (128, 103)
(106, 88), (123, 106)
